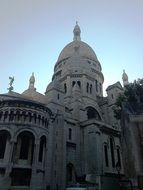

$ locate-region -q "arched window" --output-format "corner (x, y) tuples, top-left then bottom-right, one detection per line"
(45, 118), (48, 127)
(16, 132), (34, 163)
(77, 81), (81, 88)
(42, 117), (45, 126)
(64, 83), (67, 93)
(90, 84), (92, 94)
(68, 128), (72, 140)
(117, 147), (121, 168)
(86, 107), (101, 120)
(110, 138), (115, 168)
(34, 113), (37, 123)
(104, 144), (109, 167)
(72, 81), (76, 87)
(86, 83), (89, 93)
(20, 135), (30, 159)
(38, 115), (41, 124)
(38, 136), (46, 162)
(95, 80), (98, 92)
(0, 131), (10, 159)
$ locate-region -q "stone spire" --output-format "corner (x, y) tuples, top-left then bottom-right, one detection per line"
(122, 70), (129, 87)
(29, 72), (36, 90)
(73, 21), (81, 41)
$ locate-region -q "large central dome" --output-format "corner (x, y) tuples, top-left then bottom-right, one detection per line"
(57, 40), (98, 62)
(57, 22), (98, 63)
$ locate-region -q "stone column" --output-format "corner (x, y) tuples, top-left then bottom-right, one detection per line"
(64, 76), (72, 105)
(66, 76), (71, 96)
(43, 144), (49, 190)
(61, 120), (67, 190)
(5, 139), (15, 177)
(30, 139), (40, 190)
(1, 112), (4, 121)
(15, 138), (21, 162)
(86, 125), (101, 176)
(82, 75), (86, 95)
(94, 130), (102, 175)
(44, 120), (54, 190)
(28, 139), (33, 164)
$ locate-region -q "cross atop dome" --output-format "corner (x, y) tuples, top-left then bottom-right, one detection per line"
(73, 21), (81, 41)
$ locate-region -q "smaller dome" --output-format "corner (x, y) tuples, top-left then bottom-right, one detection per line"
(2, 91), (25, 99)
(45, 80), (63, 93)
(22, 89), (46, 104)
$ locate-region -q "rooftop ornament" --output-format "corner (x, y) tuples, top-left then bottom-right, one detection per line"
(7, 76), (14, 92)
(73, 21), (81, 41)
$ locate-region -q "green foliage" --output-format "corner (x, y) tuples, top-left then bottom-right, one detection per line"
(113, 79), (143, 120)
(113, 94), (125, 120)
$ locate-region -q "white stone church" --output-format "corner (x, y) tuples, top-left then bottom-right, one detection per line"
(0, 23), (126, 190)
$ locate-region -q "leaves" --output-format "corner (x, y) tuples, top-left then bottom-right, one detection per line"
(113, 78), (143, 119)
(113, 94), (125, 120)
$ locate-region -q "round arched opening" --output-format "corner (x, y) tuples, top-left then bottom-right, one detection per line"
(14, 131), (35, 164)
(86, 106), (101, 120)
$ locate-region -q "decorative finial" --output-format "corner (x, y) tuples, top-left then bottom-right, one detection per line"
(73, 21), (81, 41)
(29, 72), (36, 90)
(7, 76), (14, 92)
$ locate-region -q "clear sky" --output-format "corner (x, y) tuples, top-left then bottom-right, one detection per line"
(0, 0), (143, 96)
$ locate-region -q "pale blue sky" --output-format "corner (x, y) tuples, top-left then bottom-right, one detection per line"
(0, 0), (143, 95)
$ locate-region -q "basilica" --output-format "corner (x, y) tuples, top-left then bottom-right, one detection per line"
(0, 23), (126, 190)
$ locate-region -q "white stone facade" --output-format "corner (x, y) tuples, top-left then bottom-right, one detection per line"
(0, 23), (124, 190)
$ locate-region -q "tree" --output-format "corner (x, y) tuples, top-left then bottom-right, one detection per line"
(113, 78), (143, 120)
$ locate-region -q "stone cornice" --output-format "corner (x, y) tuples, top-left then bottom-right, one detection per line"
(80, 119), (120, 136)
